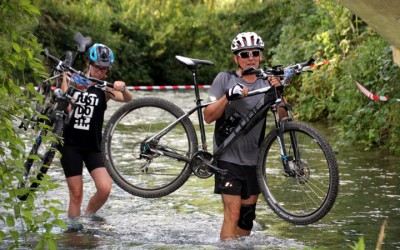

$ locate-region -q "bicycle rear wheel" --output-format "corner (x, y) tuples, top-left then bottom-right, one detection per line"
(257, 121), (339, 225)
(34, 51), (72, 116)
(102, 97), (198, 198)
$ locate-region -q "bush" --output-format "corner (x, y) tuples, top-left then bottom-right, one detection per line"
(1, 1), (64, 249)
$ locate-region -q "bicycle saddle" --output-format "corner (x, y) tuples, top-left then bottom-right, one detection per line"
(175, 55), (213, 68)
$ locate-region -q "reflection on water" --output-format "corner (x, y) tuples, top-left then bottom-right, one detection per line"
(7, 90), (400, 249)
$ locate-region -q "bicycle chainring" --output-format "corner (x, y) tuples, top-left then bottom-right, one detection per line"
(190, 151), (214, 179)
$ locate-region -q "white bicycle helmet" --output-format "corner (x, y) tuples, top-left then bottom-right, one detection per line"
(88, 43), (114, 67)
(231, 32), (264, 54)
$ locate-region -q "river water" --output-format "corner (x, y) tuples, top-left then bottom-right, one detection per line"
(8, 90), (400, 249)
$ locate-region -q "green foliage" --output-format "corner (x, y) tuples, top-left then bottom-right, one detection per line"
(111, 0), (231, 84)
(349, 236), (365, 250)
(1, 1), (64, 249)
(332, 36), (400, 152)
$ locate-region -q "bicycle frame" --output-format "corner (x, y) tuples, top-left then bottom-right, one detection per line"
(143, 65), (297, 175)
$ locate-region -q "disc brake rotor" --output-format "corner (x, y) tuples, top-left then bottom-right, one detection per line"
(294, 161), (310, 184)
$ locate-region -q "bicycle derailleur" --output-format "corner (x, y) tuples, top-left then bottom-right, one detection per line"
(133, 137), (159, 173)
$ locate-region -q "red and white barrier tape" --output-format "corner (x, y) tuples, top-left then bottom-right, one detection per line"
(33, 85), (210, 91)
(302, 58), (336, 71)
(128, 85), (210, 91)
(356, 80), (400, 102)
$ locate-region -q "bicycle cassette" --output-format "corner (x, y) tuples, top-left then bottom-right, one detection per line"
(190, 151), (214, 179)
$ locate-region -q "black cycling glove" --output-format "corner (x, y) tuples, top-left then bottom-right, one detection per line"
(226, 83), (244, 101)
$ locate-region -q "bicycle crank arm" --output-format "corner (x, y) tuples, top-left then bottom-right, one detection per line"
(204, 163), (228, 176)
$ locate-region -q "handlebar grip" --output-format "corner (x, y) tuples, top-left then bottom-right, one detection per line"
(297, 56), (316, 68)
(288, 56), (317, 72)
(303, 56), (316, 67)
(242, 67), (261, 76)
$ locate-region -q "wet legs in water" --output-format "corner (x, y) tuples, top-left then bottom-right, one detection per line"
(220, 194), (259, 241)
(66, 167), (112, 218)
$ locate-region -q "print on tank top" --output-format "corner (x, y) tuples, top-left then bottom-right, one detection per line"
(72, 91), (99, 130)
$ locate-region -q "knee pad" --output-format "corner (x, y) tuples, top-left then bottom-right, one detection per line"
(237, 204), (256, 230)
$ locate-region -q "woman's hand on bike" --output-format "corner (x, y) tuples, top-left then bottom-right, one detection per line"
(106, 80), (133, 102)
(112, 80), (127, 93)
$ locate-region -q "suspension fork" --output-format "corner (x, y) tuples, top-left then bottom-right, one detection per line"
(272, 105), (297, 175)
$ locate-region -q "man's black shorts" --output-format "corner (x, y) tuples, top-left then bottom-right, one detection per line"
(59, 145), (105, 178)
(214, 160), (261, 199)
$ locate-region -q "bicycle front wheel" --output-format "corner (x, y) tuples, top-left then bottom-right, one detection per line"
(257, 121), (339, 225)
(102, 97), (198, 198)
(18, 117), (64, 201)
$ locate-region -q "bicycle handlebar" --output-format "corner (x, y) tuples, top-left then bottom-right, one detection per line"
(242, 56), (316, 87)
(238, 56), (316, 99)
(41, 49), (114, 88)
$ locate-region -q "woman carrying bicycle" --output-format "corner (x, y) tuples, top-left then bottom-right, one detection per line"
(60, 43), (132, 221)
(203, 32), (284, 241)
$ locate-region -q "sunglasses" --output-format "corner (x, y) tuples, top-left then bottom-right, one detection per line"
(91, 64), (109, 72)
(237, 50), (261, 59)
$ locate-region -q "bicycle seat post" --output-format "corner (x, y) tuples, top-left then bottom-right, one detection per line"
(191, 68), (202, 108)
(175, 55), (213, 151)
(191, 67), (208, 151)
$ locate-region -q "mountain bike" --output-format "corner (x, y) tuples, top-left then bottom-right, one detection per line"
(102, 55), (339, 225)
(17, 47), (113, 201)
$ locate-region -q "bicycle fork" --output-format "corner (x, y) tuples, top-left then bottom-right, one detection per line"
(273, 108), (300, 177)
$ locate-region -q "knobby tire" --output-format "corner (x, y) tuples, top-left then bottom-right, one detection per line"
(257, 121), (339, 225)
(102, 97), (198, 198)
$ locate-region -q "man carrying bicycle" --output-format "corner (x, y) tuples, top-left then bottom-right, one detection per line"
(204, 32), (284, 241)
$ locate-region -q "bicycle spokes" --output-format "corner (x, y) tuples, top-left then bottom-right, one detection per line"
(258, 121), (339, 225)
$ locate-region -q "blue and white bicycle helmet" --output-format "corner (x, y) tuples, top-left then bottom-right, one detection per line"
(231, 32), (264, 54)
(88, 43), (115, 67)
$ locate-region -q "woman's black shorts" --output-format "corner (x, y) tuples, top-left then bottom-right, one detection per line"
(59, 144), (105, 178)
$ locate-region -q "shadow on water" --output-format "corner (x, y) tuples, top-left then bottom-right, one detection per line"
(6, 90), (400, 249)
